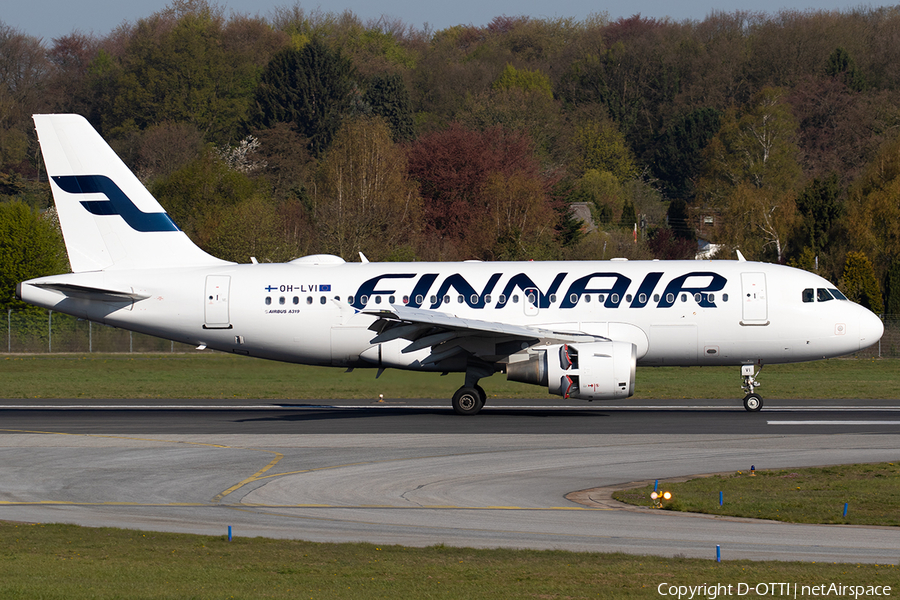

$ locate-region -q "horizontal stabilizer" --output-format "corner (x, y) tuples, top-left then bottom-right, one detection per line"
(32, 282), (150, 302)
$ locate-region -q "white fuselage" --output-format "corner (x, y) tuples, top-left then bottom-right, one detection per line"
(18, 258), (884, 372)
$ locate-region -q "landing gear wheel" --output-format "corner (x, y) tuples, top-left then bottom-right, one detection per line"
(474, 384), (487, 407)
(452, 386), (485, 415)
(743, 393), (763, 412)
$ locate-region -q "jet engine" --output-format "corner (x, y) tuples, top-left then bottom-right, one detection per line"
(506, 341), (636, 400)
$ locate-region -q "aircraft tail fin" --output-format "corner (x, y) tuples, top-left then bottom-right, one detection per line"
(33, 114), (230, 272)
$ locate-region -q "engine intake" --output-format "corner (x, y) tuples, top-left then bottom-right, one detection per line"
(506, 341), (636, 400)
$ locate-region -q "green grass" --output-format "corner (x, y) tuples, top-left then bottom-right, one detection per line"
(0, 353), (896, 400)
(613, 462), (900, 526)
(0, 522), (896, 599)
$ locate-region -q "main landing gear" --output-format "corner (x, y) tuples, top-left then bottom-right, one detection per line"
(451, 385), (486, 415)
(741, 364), (763, 412)
(451, 361), (493, 415)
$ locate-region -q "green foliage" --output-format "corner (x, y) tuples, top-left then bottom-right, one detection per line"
(0, 201), (69, 309)
(825, 46), (866, 92)
(885, 259), (900, 315)
(364, 73), (415, 141)
(90, 4), (263, 142)
(493, 64), (553, 98)
(840, 250), (884, 314)
(572, 119), (638, 181)
(150, 147), (264, 251)
(795, 174), (843, 254)
(652, 107), (721, 200)
(252, 39), (357, 156)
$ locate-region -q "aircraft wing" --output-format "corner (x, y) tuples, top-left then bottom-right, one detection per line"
(363, 305), (604, 366)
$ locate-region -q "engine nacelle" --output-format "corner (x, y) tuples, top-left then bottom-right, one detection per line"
(506, 341), (636, 400)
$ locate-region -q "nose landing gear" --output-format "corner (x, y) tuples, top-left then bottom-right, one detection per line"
(741, 364), (763, 412)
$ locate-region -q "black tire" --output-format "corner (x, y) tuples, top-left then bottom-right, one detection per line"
(743, 393), (763, 412)
(474, 384), (487, 406)
(452, 387), (485, 415)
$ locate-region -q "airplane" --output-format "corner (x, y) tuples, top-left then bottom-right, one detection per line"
(16, 114), (885, 414)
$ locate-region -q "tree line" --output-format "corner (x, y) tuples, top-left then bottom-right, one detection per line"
(1, 0), (899, 313)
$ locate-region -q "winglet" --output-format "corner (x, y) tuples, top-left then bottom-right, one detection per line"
(736, 250), (747, 262)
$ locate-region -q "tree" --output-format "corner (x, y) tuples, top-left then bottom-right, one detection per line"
(846, 133), (900, 279)
(364, 72), (415, 141)
(794, 173), (843, 256)
(150, 147), (264, 250)
(0, 202), (69, 309)
(652, 107), (721, 200)
(697, 87), (802, 261)
(314, 117), (421, 261)
(407, 123), (554, 259)
(825, 47), (866, 92)
(839, 251), (884, 314)
(93, 2), (270, 142)
(252, 39), (356, 156)
(572, 119), (639, 181)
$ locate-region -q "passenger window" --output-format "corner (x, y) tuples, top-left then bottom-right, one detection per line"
(817, 288), (834, 302)
(526, 293), (536, 304)
(430, 295), (437, 304)
(458, 295), (464, 303)
(654, 294), (660, 302)
(666, 293), (675, 304)
(388, 295), (395, 304)
(279, 296), (286, 305)
(611, 294), (619, 304)
(265, 297), (271, 305)
(499, 294), (507, 304)
(512, 295), (519, 303)
(569, 293), (578, 304)
(694, 293), (702, 303)
(416, 295), (424, 304)
(723, 293), (729, 302)
(484, 294), (491, 304)
(626, 294), (633, 302)
(802, 288), (814, 303)
(375, 296), (382, 304)
(348, 296), (354, 304)
(403, 295), (409, 304)
(320, 296), (327, 305)
(470, 294), (478, 304)
(306, 296), (313, 305)
(585, 294), (591, 303)
(293, 296), (299, 305)
(639, 293), (647, 303)
(549, 294), (556, 303)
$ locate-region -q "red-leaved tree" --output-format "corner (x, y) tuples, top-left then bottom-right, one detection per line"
(407, 123), (558, 259)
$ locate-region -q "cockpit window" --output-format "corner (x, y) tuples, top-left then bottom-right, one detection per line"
(817, 288), (834, 302)
(802, 288), (814, 303)
(829, 288), (848, 300)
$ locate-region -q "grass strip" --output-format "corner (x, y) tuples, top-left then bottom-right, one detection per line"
(0, 354), (896, 400)
(0, 522), (897, 600)
(613, 462), (900, 526)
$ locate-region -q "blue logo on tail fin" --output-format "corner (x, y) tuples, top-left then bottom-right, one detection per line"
(53, 175), (179, 233)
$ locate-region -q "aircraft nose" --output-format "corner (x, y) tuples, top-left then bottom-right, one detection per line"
(858, 308), (884, 351)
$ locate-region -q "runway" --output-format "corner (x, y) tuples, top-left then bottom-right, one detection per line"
(1, 398), (899, 562)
